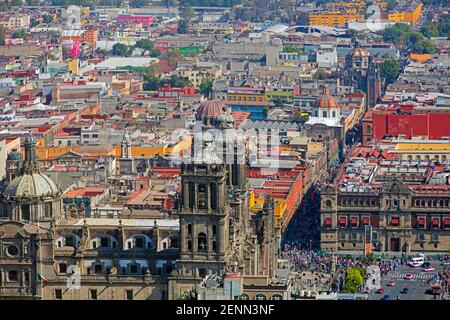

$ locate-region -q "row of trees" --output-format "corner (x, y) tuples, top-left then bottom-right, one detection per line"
(111, 39), (161, 58)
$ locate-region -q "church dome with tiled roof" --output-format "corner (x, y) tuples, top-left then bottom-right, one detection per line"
(196, 100), (226, 121)
(3, 135), (59, 200)
(350, 46), (370, 58)
(315, 86), (339, 109)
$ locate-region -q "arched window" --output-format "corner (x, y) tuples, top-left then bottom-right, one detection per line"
(240, 294), (249, 300)
(325, 200), (332, 208)
(198, 233), (207, 251)
(271, 294), (283, 300)
(322, 111), (327, 118)
(332, 111), (336, 117)
(255, 294), (267, 300)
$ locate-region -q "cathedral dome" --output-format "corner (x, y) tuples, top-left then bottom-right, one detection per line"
(196, 100), (226, 121)
(3, 135), (59, 200)
(4, 172), (59, 199)
(315, 86), (339, 109)
(350, 46), (370, 58)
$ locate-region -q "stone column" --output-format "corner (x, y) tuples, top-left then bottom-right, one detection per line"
(183, 182), (189, 209)
(218, 219), (226, 256)
(192, 223), (197, 254)
(207, 224), (212, 254)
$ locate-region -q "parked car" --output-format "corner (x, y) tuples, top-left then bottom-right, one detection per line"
(387, 279), (396, 286)
(376, 288), (385, 294)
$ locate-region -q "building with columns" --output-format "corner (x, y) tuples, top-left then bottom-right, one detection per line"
(320, 145), (450, 255)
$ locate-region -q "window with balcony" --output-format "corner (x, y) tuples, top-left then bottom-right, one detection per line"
(350, 217), (358, 227)
(391, 217), (399, 226)
(362, 217), (370, 226)
(324, 218), (332, 227)
(444, 218), (450, 229)
(417, 217), (425, 228)
(432, 218), (440, 229)
(339, 217), (347, 227)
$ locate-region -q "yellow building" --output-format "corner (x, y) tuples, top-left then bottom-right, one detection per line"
(391, 142), (450, 162)
(309, 10), (365, 27)
(387, 2), (423, 24)
(249, 192), (286, 238)
(226, 87), (267, 103)
(326, 1), (388, 11)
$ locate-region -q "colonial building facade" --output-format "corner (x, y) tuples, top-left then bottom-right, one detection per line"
(320, 179), (450, 254)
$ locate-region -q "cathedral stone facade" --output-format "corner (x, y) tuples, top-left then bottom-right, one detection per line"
(169, 100), (277, 299)
(0, 100), (278, 300)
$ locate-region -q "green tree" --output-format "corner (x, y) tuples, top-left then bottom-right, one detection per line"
(135, 39), (160, 57)
(0, 3), (11, 12)
(11, 29), (28, 39)
(283, 46), (300, 53)
(10, 0), (23, 6)
(199, 78), (213, 98)
(313, 68), (328, 80)
(112, 43), (132, 57)
(43, 14), (53, 25)
(379, 59), (401, 85)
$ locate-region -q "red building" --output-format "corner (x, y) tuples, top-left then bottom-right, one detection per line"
(157, 84), (196, 99)
(362, 103), (450, 144)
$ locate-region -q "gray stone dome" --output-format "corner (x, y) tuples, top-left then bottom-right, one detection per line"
(4, 172), (59, 199)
